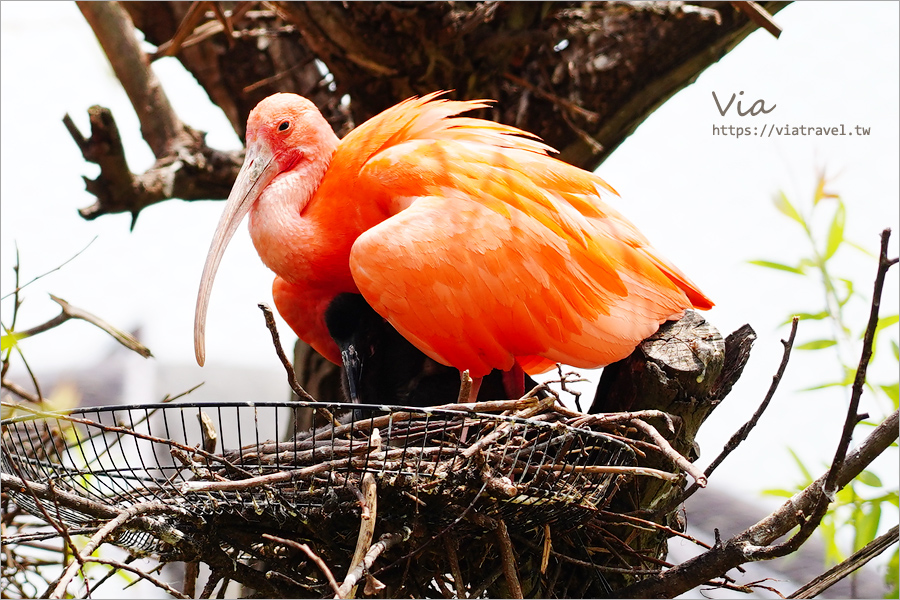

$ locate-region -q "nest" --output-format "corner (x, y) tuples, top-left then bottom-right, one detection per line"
(2, 396), (688, 597)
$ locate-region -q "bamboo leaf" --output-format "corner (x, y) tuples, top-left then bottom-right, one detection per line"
(854, 502), (881, 553)
(837, 278), (855, 307)
(857, 470), (883, 487)
(803, 365), (856, 391)
(761, 488), (795, 498)
(823, 201), (846, 260)
(787, 448), (814, 484)
(747, 260), (805, 275)
(845, 239), (877, 257)
(820, 518), (843, 564)
(773, 191), (806, 226)
(786, 311), (830, 324)
(880, 383), (899, 406)
(796, 339), (838, 350)
(871, 315), (900, 337)
(886, 547), (899, 598)
(892, 340), (899, 362)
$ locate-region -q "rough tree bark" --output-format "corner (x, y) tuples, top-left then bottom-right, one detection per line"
(73, 1), (789, 222)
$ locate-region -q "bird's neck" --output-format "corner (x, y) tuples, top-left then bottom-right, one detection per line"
(247, 141), (360, 294)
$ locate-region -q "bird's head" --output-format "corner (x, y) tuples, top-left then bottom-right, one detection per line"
(193, 94), (339, 366)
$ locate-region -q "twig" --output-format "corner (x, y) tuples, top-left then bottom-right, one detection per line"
(457, 370), (473, 404)
(258, 303), (316, 401)
(495, 518), (523, 598)
(1, 473), (120, 524)
(48, 500), (169, 599)
(789, 525), (898, 598)
(153, 1), (208, 59)
(503, 72), (601, 123)
(443, 533), (467, 598)
(598, 510), (712, 550)
(1, 378), (41, 403)
(731, 1), (783, 38)
(630, 418), (706, 486)
(541, 523), (552, 574)
(184, 561), (200, 599)
(11, 294), (152, 357)
(343, 472), (378, 598)
(335, 531), (410, 598)
(747, 228), (897, 561)
(672, 317), (799, 509)
(826, 228), (896, 495)
(3, 453), (84, 590)
(261, 534), (341, 597)
(0, 237), (97, 301)
(572, 410), (677, 433)
(467, 567), (504, 599)
(73, 556), (190, 599)
(69, 3), (242, 225)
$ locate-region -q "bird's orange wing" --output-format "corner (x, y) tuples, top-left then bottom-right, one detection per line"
(347, 133), (712, 378)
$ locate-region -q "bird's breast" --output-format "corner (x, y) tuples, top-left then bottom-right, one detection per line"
(248, 185), (359, 292)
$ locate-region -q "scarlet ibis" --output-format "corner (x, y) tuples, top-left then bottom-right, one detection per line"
(194, 92), (713, 402)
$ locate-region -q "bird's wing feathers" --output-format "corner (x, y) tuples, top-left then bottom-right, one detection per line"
(342, 96), (712, 377)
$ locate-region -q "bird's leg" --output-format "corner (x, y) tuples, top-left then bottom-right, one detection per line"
(501, 360), (526, 399)
(462, 371), (483, 403)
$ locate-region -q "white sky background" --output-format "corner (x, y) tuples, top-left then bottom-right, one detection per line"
(2, 0), (898, 515)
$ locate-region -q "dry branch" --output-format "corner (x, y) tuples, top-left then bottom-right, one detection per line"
(71, 2), (790, 224)
(789, 525), (899, 599)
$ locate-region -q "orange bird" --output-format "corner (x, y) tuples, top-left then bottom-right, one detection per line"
(194, 92), (713, 401)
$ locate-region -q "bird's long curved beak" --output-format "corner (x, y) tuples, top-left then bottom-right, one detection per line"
(194, 142), (277, 366)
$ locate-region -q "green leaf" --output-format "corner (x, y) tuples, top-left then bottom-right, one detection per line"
(823, 201), (846, 260)
(892, 340), (899, 362)
(0, 331), (29, 352)
(880, 383), (899, 406)
(820, 518), (843, 565)
(837, 278), (855, 307)
(747, 260), (805, 275)
(786, 311), (830, 324)
(856, 470), (883, 487)
(854, 503), (881, 553)
(773, 191), (806, 226)
(845, 239), (877, 258)
(886, 492), (900, 508)
(796, 339), (838, 350)
(805, 364), (856, 390)
(885, 547), (899, 599)
(871, 315), (900, 337)
(761, 488), (796, 498)
(787, 448), (814, 484)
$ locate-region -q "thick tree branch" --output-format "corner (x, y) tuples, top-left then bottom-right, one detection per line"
(71, 2), (244, 227)
(77, 1), (187, 158)
(619, 409), (899, 598)
(74, 2), (790, 225)
(65, 106), (243, 227)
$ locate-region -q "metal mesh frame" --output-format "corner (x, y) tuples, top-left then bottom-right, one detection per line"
(2, 401), (635, 557)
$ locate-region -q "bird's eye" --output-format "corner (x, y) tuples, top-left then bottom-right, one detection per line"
(277, 120), (291, 132)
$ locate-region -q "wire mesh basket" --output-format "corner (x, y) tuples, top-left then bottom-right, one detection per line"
(2, 400), (636, 559)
